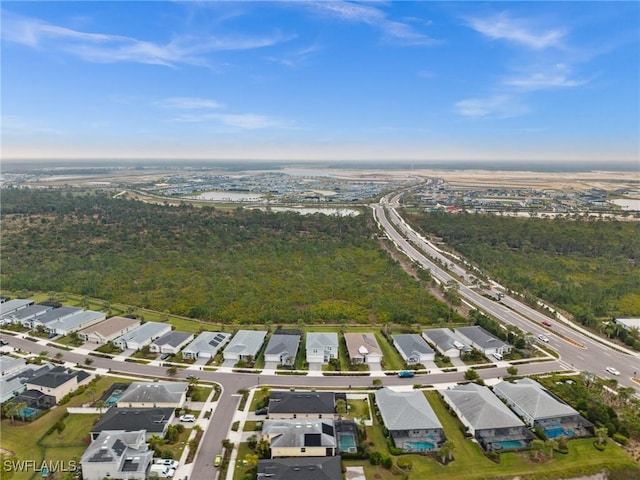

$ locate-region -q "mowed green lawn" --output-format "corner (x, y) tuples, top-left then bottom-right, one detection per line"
(2, 376), (131, 480)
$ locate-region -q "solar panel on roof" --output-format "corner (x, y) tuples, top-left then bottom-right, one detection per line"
(321, 422), (334, 436)
(112, 439), (127, 456)
(305, 433), (322, 446)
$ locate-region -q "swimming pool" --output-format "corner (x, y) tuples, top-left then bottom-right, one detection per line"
(492, 440), (523, 450)
(19, 407), (38, 419)
(107, 389), (124, 406)
(338, 433), (357, 453)
(545, 427), (575, 438)
(405, 441), (435, 451)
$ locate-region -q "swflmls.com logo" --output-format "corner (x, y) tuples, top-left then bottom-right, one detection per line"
(3, 460), (78, 472)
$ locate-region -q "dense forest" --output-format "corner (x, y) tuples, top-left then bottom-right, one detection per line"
(0, 188), (462, 325)
(404, 211), (640, 323)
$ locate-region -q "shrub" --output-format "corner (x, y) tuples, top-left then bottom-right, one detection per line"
(612, 432), (629, 445)
(382, 455), (393, 469)
(396, 457), (413, 471)
(369, 451), (383, 465)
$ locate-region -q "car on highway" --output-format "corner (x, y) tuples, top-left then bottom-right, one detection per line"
(538, 334), (549, 343)
(154, 459), (179, 469)
(605, 367), (620, 376)
(214, 455), (223, 467)
(397, 370), (415, 378)
(179, 414), (196, 422)
(542, 321), (552, 327)
(186, 375), (199, 380)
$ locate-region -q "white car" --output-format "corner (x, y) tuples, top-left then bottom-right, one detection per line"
(154, 459), (179, 469)
(538, 334), (549, 343)
(179, 414), (196, 422)
(605, 367), (620, 376)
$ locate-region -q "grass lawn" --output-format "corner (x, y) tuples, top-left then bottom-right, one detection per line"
(2, 376), (131, 480)
(159, 427), (192, 460)
(189, 386), (212, 402)
(95, 343), (120, 354)
(232, 442), (254, 480)
(243, 421), (263, 432)
(249, 387), (271, 411)
(54, 335), (84, 347)
(375, 332), (405, 370)
(346, 399), (370, 422)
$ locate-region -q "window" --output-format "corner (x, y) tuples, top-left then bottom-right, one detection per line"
(301, 448), (305, 452)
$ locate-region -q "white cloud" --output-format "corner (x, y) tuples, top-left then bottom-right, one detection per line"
(467, 12), (564, 50)
(1, 10), (290, 67)
(303, 1), (439, 46)
(155, 97), (223, 109)
(171, 112), (283, 129)
(504, 64), (589, 90)
(263, 42), (322, 69)
(454, 95), (528, 118)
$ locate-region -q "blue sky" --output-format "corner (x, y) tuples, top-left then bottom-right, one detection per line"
(2, 1), (639, 163)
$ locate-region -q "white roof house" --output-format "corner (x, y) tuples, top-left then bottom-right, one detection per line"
(0, 305), (51, 326)
(0, 299), (34, 317)
(223, 330), (267, 361)
(116, 381), (188, 408)
(422, 328), (471, 358)
(343, 333), (382, 364)
(181, 331), (231, 360)
(45, 310), (106, 336)
(613, 317), (640, 330)
(112, 322), (172, 350)
(264, 334), (301, 366)
(392, 334), (434, 364)
(306, 332), (339, 364)
(149, 331), (194, 354)
(455, 326), (511, 356)
(29, 307), (83, 329)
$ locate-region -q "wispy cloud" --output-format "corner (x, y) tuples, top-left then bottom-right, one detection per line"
(155, 97), (223, 109)
(466, 12), (565, 50)
(302, 1), (439, 46)
(2, 115), (64, 136)
(504, 64), (590, 90)
(172, 112), (283, 129)
(454, 95), (528, 118)
(1, 10), (291, 67)
(263, 42), (322, 69)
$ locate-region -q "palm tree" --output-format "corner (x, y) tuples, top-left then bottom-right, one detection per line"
(594, 426), (608, 445)
(443, 440), (455, 461)
(530, 439), (545, 460)
(95, 400), (107, 414)
(544, 439), (557, 458)
(3, 402), (18, 425)
(14, 402), (28, 423)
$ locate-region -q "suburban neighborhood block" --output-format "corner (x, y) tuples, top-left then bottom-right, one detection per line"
(422, 328), (471, 358)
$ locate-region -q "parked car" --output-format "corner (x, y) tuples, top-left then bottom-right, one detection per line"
(186, 375), (199, 380)
(154, 459), (179, 469)
(606, 366), (620, 376)
(255, 407), (268, 415)
(214, 455), (222, 467)
(492, 352), (503, 361)
(0, 339), (9, 346)
(179, 414), (196, 422)
(537, 334), (549, 343)
(397, 370), (415, 378)
(160, 353), (171, 360)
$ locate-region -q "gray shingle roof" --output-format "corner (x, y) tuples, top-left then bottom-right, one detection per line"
(392, 334), (434, 357)
(493, 378), (579, 420)
(257, 457), (341, 480)
(455, 326), (509, 350)
(150, 331), (193, 348)
(113, 322), (170, 346)
(422, 328), (470, 352)
(0, 299), (34, 317)
(0, 305), (51, 322)
(263, 419), (336, 449)
(182, 331), (230, 356)
(224, 330), (267, 356)
(265, 334), (301, 357)
(46, 310), (105, 332)
(34, 307), (83, 325)
(117, 381), (187, 405)
(441, 383), (525, 430)
(26, 366), (84, 389)
(269, 391), (335, 415)
(306, 332), (338, 350)
(92, 407), (174, 436)
(375, 388), (443, 431)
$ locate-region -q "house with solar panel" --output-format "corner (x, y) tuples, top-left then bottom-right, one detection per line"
(493, 378), (593, 438)
(441, 383), (535, 452)
(80, 430), (153, 480)
(181, 331), (231, 360)
(375, 387), (445, 452)
(261, 419), (337, 458)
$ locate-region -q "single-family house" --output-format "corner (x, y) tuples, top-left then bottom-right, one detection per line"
(112, 322), (172, 350)
(493, 378), (593, 438)
(268, 391), (338, 420)
(45, 310), (106, 336)
(149, 331), (194, 355)
(375, 387), (445, 452)
(116, 381), (187, 408)
(13, 389), (56, 411)
(24, 366), (92, 403)
(28, 307), (83, 330)
(392, 334), (435, 364)
(455, 326), (511, 357)
(306, 332), (339, 364)
(343, 332), (383, 364)
(264, 333), (301, 366)
(422, 328), (471, 358)
(91, 407), (175, 441)
(0, 305), (51, 326)
(0, 363), (54, 403)
(0, 299), (34, 318)
(440, 383), (535, 451)
(181, 331), (231, 360)
(1, 356), (26, 377)
(262, 419), (337, 458)
(223, 330), (267, 362)
(257, 456), (342, 480)
(80, 430), (153, 480)
(78, 316), (141, 344)
(613, 317), (640, 331)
